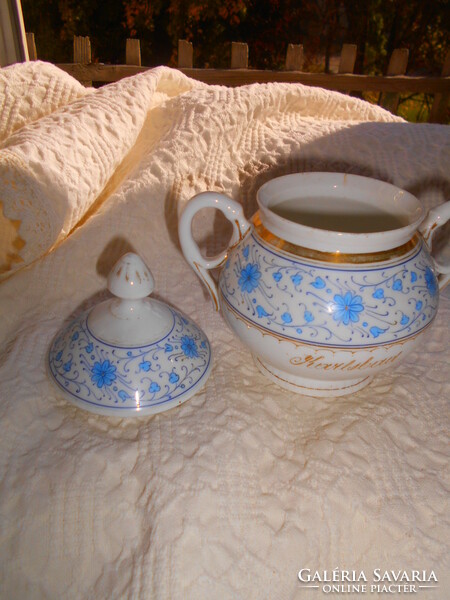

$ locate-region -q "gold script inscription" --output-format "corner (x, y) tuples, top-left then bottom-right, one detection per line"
(290, 352), (402, 371)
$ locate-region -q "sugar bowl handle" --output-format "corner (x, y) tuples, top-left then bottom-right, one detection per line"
(179, 192), (251, 310)
(419, 201), (450, 290)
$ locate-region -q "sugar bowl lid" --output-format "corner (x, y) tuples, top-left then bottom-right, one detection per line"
(48, 253), (212, 416)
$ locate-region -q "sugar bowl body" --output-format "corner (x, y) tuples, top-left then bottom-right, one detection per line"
(179, 173), (449, 396)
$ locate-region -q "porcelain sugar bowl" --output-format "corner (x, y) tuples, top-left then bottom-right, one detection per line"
(179, 172), (449, 397)
(48, 253), (212, 416)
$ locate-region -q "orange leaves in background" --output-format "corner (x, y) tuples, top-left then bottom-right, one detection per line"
(124, 1), (154, 37)
(218, 0), (247, 25)
(21, 0), (448, 75)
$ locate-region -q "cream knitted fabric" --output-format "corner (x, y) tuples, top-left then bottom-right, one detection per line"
(0, 65), (203, 275)
(0, 60), (90, 142)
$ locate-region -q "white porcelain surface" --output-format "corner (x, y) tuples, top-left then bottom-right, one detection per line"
(179, 172), (450, 397)
(48, 253), (212, 416)
(258, 172), (424, 253)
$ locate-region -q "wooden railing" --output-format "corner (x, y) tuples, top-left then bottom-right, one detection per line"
(25, 33), (450, 123)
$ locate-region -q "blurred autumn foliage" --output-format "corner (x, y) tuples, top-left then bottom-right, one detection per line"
(22, 0), (449, 75)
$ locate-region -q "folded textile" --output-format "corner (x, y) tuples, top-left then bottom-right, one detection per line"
(0, 63), (449, 600)
(0, 64), (203, 275)
(0, 60), (90, 143)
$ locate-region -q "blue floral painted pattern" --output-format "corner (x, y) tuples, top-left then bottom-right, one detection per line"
(425, 266), (437, 296)
(181, 335), (198, 358)
(91, 360), (117, 388)
(331, 292), (364, 325)
(219, 231), (438, 347)
(238, 263), (261, 293)
(48, 305), (211, 412)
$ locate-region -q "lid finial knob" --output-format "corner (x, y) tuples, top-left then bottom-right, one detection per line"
(107, 253), (154, 300)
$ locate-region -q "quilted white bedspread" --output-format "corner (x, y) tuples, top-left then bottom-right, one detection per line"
(0, 61), (449, 599)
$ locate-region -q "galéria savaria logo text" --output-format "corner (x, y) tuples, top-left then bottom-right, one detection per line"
(297, 569), (439, 594)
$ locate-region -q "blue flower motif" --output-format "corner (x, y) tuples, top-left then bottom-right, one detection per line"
(410, 271), (417, 283)
(243, 245), (250, 259)
(370, 326), (386, 338)
(372, 289), (384, 299)
(149, 382), (160, 393)
(85, 343), (93, 353)
(393, 279), (403, 291)
(91, 360), (116, 388)
(331, 292), (364, 325)
(256, 305), (269, 318)
(311, 277), (326, 289)
(415, 300), (423, 311)
(281, 312), (292, 323)
(181, 336), (198, 358)
(139, 361), (151, 372)
(400, 314), (409, 325)
(272, 272), (282, 282)
(425, 267), (437, 296)
(71, 332), (79, 341)
(291, 274), (302, 286)
(169, 372), (179, 384)
(304, 311), (314, 323)
(63, 360), (72, 372)
(165, 343), (173, 353)
(55, 351), (63, 361)
(238, 263), (261, 293)
(118, 390), (129, 402)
